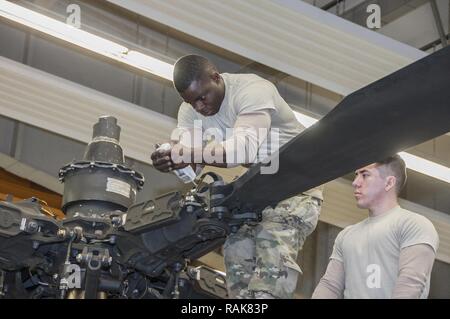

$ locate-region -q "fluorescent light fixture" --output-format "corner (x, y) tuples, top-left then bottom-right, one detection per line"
(294, 111), (319, 128)
(1, 0), (448, 183)
(0, 0), (173, 80)
(0, 1), (127, 57)
(120, 50), (173, 80)
(399, 152), (450, 184)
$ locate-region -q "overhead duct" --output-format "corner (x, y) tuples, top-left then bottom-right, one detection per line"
(107, 0), (426, 95)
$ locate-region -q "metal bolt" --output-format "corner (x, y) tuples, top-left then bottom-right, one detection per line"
(102, 255), (112, 266)
(28, 221), (39, 233)
(73, 226), (83, 240)
(111, 216), (122, 226)
(57, 229), (66, 239)
(94, 230), (103, 237)
(76, 253), (83, 263)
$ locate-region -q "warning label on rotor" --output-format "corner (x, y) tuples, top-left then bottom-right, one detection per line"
(106, 178), (131, 198)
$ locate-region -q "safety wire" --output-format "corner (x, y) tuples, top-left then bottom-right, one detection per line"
(59, 236), (75, 299)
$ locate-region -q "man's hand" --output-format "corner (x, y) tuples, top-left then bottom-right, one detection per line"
(151, 147), (173, 172)
(151, 143), (190, 173)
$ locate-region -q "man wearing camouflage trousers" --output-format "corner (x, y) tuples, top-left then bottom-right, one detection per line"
(151, 55), (323, 299)
(225, 194), (321, 298)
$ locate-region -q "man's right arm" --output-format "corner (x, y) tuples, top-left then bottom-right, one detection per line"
(312, 259), (345, 299)
(392, 244), (436, 298)
(312, 228), (347, 299)
(151, 103), (202, 172)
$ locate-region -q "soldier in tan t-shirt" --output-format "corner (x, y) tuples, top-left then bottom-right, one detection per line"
(312, 155), (438, 299)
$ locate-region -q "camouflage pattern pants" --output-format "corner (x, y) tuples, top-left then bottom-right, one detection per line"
(223, 194), (322, 299)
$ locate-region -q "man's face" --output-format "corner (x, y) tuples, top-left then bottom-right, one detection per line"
(352, 163), (387, 209)
(180, 73), (224, 117)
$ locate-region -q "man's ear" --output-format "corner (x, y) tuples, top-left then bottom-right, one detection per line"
(211, 71), (221, 83)
(385, 176), (397, 192)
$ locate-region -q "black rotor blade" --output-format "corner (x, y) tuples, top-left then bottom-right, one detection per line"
(224, 46), (450, 212)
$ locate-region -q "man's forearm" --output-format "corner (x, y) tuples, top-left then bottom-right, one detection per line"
(312, 278), (343, 299)
(312, 259), (345, 299)
(392, 244), (436, 299)
(172, 111), (271, 168)
(171, 143), (228, 168)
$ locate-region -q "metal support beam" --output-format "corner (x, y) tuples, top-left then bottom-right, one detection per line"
(9, 122), (23, 160)
(420, 33), (450, 51)
(321, 0), (340, 11)
(430, 0), (448, 47)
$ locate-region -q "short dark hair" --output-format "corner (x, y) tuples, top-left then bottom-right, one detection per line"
(173, 55), (215, 92)
(376, 154), (407, 195)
